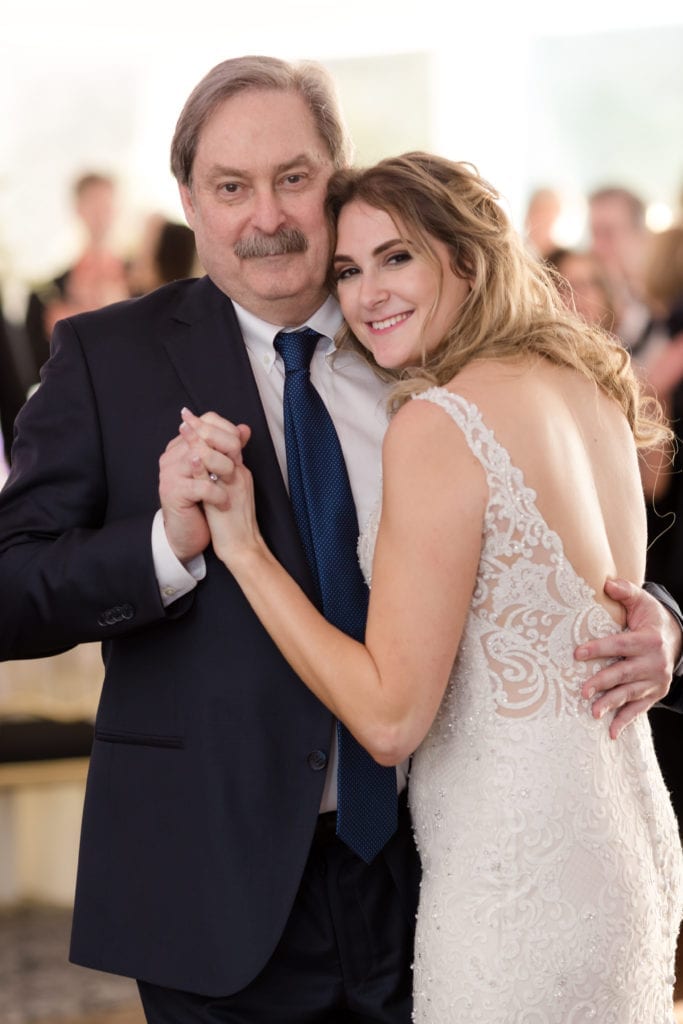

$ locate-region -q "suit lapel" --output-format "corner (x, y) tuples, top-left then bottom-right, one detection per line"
(163, 277), (317, 598)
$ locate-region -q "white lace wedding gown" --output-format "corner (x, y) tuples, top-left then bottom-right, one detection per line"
(358, 388), (683, 1024)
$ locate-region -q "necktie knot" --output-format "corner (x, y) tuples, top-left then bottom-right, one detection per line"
(274, 328), (321, 375)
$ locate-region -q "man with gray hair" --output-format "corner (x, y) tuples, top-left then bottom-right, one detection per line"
(0, 55), (681, 1022)
(588, 184), (652, 354)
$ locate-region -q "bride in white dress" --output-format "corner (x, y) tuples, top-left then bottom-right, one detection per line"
(184, 153), (683, 1021)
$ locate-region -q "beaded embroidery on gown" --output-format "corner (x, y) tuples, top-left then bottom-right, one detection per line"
(357, 388), (683, 1024)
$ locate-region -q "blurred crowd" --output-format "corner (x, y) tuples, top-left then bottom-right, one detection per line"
(0, 171), (199, 472)
(523, 182), (683, 610)
(525, 181), (683, 827)
(1, 170), (682, 624)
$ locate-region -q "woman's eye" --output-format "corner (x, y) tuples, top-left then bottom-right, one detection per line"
(336, 266), (358, 282)
(387, 250), (412, 266)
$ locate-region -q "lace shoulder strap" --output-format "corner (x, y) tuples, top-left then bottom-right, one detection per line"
(412, 385), (569, 571)
(412, 386), (538, 514)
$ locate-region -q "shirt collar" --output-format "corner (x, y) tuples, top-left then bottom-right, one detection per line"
(233, 295), (344, 372)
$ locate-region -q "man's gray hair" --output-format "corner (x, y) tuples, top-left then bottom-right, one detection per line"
(170, 55), (354, 186)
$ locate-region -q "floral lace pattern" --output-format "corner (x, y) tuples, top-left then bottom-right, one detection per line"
(358, 387), (683, 1023)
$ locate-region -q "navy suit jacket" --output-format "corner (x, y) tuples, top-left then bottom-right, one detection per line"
(0, 276), (417, 994)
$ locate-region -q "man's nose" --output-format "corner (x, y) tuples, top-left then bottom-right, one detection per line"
(250, 189), (286, 234)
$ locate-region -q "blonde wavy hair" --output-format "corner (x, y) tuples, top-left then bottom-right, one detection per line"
(325, 152), (668, 449)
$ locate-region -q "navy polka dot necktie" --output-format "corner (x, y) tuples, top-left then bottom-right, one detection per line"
(274, 327), (398, 863)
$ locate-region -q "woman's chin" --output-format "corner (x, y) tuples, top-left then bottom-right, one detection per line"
(373, 352), (416, 373)
(355, 333), (418, 372)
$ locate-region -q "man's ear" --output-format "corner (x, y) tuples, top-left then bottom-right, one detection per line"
(179, 184), (196, 229)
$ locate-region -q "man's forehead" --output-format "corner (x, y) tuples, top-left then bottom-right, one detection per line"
(194, 92), (333, 174)
(202, 91), (319, 138)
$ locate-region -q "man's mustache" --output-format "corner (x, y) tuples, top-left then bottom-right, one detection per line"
(234, 228), (309, 259)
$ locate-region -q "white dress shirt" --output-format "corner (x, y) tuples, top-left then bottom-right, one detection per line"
(152, 294), (408, 808)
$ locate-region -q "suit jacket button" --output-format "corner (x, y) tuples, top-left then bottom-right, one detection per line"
(307, 749), (328, 771)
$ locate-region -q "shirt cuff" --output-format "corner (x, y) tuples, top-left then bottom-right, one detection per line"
(152, 508), (206, 607)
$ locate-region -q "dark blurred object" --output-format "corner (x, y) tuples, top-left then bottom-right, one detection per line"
(646, 362), (683, 840)
(644, 360), (683, 610)
(0, 719), (94, 762)
(0, 300), (27, 465)
(640, 225), (683, 840)
(127, 214), (198, 296)
(156, 221), (198, 283)
(24, 273), (68, 381)
(667, 296), (683, 337)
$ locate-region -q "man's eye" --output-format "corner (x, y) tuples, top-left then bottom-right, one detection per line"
(220, 183), (240, 194)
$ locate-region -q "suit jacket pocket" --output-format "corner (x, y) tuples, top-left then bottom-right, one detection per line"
(94, 728), (184, 749)
(95, 642), (185, 748)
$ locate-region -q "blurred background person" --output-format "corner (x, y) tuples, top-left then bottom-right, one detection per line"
(546, 246), (617, 331)
(126, 213), (199, 296)
(639, 224), (683, 889)
(640, 224), (683, 603)
(523, 186), (563, 259)
(23, 172), (130, 385)
(587, 185), (657, 358)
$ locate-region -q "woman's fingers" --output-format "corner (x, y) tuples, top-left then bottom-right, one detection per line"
(180, 408), (250, 466)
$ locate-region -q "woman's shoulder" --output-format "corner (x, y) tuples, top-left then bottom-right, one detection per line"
(445, 356), (623, 426)
(382, 386), (489, 496)
(439, 356), (543, 419)
(384, 358), (543, 456)
(381, 390), (488, 521)
(443, 355), (535, 397)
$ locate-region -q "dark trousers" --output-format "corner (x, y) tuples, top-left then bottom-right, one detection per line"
(138, 797), (418, 1023)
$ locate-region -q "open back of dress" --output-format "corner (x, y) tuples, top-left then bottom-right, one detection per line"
(359, 387), (683, 1024)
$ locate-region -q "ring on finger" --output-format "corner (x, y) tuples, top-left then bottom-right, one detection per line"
(208, 472), (219, 483)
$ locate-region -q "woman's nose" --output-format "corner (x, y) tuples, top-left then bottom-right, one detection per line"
(359, 273), (389, 309)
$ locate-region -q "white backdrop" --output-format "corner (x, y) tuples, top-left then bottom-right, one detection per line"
(1, 0), (682, 301)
